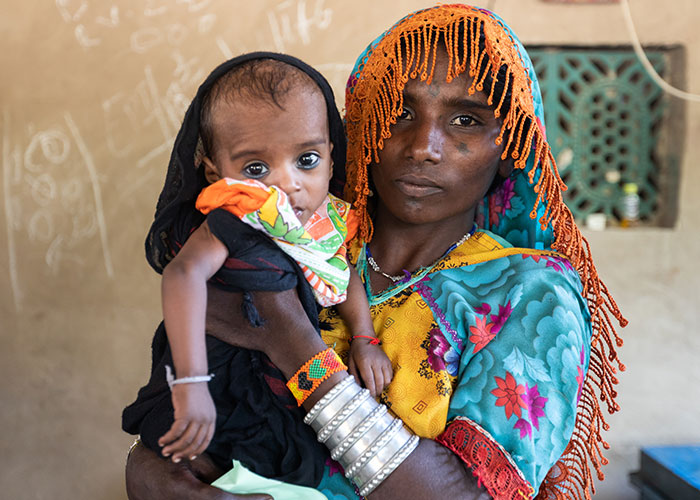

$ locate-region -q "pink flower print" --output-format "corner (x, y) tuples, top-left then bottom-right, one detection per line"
(544, 256), (574, 273)
(576, 345), (586, 402)
(523, 384), (548, 431)
(489, 302), (513, 334)
(522, 253), (543, 263)
(576, 366), (585, 403)
(545, 257), (563, 273)
(427, 328), (449, 372)
(535, 115), (546, 136)
(325, 457), (343, 477)
(500, 178), (516, 211)
(514, 418), (532, 439)
(346, 73), (359, 90)
(491, 372), (527, 420)
(488, 195), (504, 227)
(469, 316), (497, 354)
(474, 302), (492, 316)
(475, 198), (486, 228)
(487, 177), (516, 227)
(476, 209), (485, 229)
(556, 256), (575, 272)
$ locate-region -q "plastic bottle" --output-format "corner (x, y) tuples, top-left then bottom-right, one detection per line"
(620, 182), (640, 227)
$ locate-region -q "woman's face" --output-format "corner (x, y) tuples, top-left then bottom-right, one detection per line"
(371, 51), (512, 227)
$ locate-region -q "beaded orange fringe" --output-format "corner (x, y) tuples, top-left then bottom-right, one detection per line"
(343, 5), (627, 500)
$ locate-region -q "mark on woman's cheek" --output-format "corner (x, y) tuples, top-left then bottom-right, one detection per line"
(457, 142), (470, 154)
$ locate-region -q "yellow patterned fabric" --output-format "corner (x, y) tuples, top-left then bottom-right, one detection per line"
(320, 231), (557, 439)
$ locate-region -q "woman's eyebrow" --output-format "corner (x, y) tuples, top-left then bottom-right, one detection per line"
(402, 88), (492, 111)
(443, 96), (493, 111)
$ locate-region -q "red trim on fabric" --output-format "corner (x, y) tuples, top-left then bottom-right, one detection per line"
(222, 257), (258, 270)
(436, 419), (534, 500)
(255, 257), (285, 274)
(262, 372), (297, 409)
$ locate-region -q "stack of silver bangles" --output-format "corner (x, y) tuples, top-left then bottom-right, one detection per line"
(304, 375), (419, 496)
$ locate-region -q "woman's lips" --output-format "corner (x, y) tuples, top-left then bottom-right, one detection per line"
(394, 176), (442, 197)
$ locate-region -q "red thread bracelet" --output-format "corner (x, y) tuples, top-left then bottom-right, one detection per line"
(352, 335), (381, 345)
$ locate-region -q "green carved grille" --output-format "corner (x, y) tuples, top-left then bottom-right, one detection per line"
(527, 46), (683, 226)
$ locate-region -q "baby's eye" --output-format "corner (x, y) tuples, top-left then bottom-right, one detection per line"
(450, 115), (476, 127)
(398, 107), (413, 121)
(243, 162), (269, 178)
(297, 152), (320, 170)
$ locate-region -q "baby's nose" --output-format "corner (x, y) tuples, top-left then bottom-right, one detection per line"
(272, 166), (302, 195)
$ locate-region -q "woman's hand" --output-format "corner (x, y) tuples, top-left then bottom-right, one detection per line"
(126, 442), (272, 500)
(159, 383), (216, 463)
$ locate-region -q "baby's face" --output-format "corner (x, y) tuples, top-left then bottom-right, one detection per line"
(205, 87), (333, 225)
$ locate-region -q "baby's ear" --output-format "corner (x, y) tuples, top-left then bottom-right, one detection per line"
(202, 156), (221, 184)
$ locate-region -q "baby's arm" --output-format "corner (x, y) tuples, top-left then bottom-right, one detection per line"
(335, 264), (393, 397)
(159, 220), (228, 463)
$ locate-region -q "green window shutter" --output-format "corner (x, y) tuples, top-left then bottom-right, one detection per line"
(528, 46), (683, 227)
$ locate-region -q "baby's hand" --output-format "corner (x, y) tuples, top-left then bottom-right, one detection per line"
(348, 337), (393, 397)
(159, 383), (216, 463)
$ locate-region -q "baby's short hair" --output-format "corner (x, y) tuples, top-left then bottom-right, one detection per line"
(200, 58), (319, 157)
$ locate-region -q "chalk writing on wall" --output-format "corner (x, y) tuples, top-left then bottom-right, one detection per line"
(101, 49), (206, 172)
(268, 0), (333, 52)
(56, 0), (218, 54)
(2, 111), (113, 310)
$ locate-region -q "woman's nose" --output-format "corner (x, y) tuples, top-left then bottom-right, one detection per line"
(407, 118), (442, 164)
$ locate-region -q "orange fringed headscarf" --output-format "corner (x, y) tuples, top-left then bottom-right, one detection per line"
(342, 5), (627, 499)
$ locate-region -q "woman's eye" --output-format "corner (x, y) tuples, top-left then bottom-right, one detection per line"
(297, 152), (320, 170)
(450, 115), (476, 127)
(398, 107), (413, 121)
(243, 162), (269, 178)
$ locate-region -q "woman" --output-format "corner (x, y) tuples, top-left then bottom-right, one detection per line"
(126, 5), (625, 499)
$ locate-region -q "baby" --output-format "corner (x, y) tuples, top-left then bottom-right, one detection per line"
(123, 54), (391, 471)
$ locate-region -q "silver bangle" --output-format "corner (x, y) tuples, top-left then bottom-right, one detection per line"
(358, 434), (420, 497)
(344, 418), (405, 478)
(308, 381), (363, 433)
(317, 388), (371, 443)
(303, 375), (355, 426)
(303, 375), (419, 496)
(337, 408), (395, 465)
(323, 394), (379, 450)
(354, 427), (416, 485)
(330, 403), (389, 461)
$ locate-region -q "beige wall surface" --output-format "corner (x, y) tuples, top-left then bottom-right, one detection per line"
(1, 1), (698, 499)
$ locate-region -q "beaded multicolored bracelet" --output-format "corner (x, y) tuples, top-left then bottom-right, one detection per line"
(287, 348), (346, 406)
